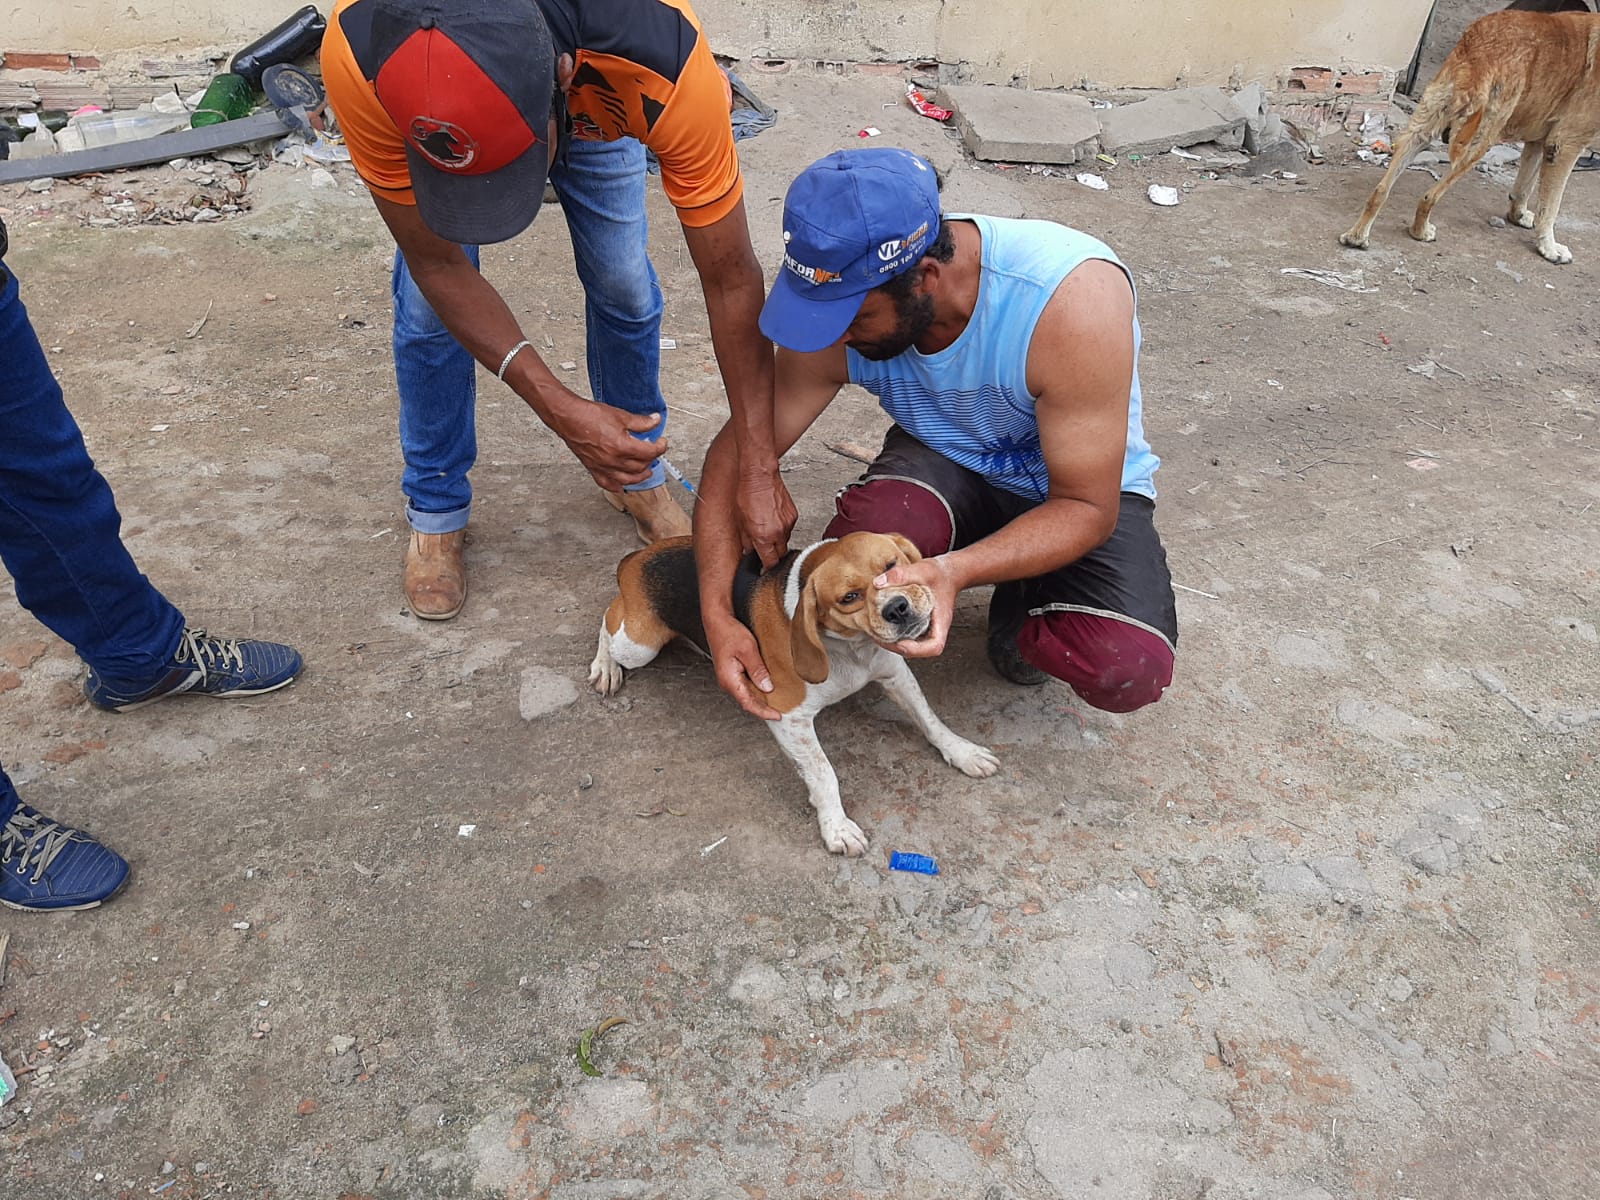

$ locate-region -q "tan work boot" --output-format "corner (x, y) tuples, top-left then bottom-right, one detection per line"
(601, 484), (692, 544)
(403, 529), (467, 620)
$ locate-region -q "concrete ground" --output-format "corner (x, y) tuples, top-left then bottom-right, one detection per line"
(1, 71), (1597, 1200)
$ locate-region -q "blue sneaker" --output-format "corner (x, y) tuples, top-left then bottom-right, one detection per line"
(0, 804), (130, 912)
(84, 627), (303, 712)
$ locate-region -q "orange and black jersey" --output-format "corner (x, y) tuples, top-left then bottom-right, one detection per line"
(323, 0), (744, 228)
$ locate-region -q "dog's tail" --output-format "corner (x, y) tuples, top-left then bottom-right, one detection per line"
(1400, 72), (1463, 153)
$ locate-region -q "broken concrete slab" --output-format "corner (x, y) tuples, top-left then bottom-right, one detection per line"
(939, 84), (1100, 165)
(1252, 112), (1292, 154)
(1230, 82), (1273, 154)
(1242, 139), (1306, 178)
(1099, 86), (1245, 157)
(1230, 82), (1267, 125)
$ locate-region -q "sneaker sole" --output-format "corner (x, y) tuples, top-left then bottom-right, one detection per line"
(0, 870), (131, 912)
(92, 674), (300, 713)
(2, 895), (106, 912)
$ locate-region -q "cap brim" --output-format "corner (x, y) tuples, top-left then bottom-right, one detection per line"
(406, 138), (549, 246)
(759, 269), (868, 354)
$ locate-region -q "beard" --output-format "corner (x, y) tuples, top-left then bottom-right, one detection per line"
(851, 289), (935, 361)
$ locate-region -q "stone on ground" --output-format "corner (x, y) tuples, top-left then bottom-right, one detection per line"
(939, 84), (1101, 164)
(1099, 86), (1246, 156)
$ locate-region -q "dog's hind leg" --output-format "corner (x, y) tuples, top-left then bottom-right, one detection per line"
(769, 715), (869, 856)
(1341, 94), (1452, 248)
(1410, 107), (1500, 243)
(1508, 141), (1545, 227)
(1532, 139), (1587, 263)
(870, 654), (1000, 779)
(587, 595), (670, 695)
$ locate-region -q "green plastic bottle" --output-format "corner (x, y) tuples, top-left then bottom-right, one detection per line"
(191, 73), (253, 127)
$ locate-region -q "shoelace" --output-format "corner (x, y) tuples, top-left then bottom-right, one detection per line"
(172, 628), (247, 682)
(1, 807), (76, 885)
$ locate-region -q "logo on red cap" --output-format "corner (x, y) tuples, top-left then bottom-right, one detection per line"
(409, 117), (478, 171)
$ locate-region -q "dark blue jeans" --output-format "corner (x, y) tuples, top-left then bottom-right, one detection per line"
(0, 259), (185, 823)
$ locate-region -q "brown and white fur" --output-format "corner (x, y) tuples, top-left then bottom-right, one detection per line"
(1340, 10), (1600, 263)
(588, 532), (999, 856)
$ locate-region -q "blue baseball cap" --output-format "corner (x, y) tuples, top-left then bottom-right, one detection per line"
(760, 147), (941, 353)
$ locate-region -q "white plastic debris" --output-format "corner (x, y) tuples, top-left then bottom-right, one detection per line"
(1280, 267), (1379, 294)
(1358, 110), (1389, 148)
(1147, 184), (1181, 207)
(1075, 172), (1109, 191)
(458, 824), (477, 837)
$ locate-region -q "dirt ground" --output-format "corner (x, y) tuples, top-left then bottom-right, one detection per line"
(2, 71), (1598, 1200)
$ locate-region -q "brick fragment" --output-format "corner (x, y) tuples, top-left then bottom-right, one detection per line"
(1287, 67), (1335, 93)
(1336, 71), (1389, 96)
(3, 51), (71, 71)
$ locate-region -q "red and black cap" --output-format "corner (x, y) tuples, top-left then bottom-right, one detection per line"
(342, 0), (556, 244)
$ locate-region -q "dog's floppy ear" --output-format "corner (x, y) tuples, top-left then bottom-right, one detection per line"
(888, 533), (923, 565)
(790, 575), (832, 684)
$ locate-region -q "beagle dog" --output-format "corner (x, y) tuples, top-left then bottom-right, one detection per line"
(588, 532), (1000, 855)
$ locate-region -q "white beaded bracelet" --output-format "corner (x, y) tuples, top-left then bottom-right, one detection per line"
(496, 339), (532, 382)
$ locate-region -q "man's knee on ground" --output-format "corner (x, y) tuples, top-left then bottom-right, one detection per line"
(823, 477), (953, 559)
(1019, 610), (1173, 713)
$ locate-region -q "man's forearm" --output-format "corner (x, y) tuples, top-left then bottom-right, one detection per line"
(943, 498), (1118, 591)
(693, 428), (747, 622)
(701, 270), (778, 475)
(403, 252), (577, 429)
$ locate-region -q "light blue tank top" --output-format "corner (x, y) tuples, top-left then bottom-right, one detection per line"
(847, 214), (1159, 502)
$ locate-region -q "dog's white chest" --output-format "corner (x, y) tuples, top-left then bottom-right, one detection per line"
(798, 640), (881, 713)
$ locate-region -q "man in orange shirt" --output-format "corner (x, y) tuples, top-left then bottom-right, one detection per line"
(323, 0), (794, 619)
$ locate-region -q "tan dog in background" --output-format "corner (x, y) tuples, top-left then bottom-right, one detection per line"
(1340, 10), (1600, 263)
(588, 532), (1000, 855)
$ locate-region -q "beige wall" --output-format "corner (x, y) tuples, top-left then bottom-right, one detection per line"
(12, 0), (1436, 88)
(939, 0), (1437, 88)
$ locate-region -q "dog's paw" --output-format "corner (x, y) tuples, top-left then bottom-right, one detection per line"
(1512, 208), (1535, 229)
(1539, 238), (1573, 265)
(1338, 230), (1369, 250)
(820, 816), (870, 857)
(1411, 221), (1437, 243)
(587, 655), (623, 696)
(943, 739), (1001, 779)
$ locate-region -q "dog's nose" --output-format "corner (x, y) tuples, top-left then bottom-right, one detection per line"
(882, 595), (911, 625)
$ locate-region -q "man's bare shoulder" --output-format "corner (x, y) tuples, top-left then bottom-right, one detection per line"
(1025, 258), (1135, 403)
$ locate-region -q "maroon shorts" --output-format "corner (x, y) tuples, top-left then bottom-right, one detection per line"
(824, 425), (1178, 711)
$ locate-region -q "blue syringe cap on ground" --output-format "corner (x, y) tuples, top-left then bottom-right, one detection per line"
(889, 851), (939, 875)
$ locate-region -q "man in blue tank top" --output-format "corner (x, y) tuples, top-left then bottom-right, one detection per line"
(693, 147), (1177, 720)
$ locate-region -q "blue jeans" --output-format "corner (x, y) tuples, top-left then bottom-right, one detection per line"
(392, 137), (668, 533)
(0, 260), (185, 824)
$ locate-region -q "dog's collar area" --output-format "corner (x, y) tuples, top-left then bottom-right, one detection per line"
(783, 538), (838, 619)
